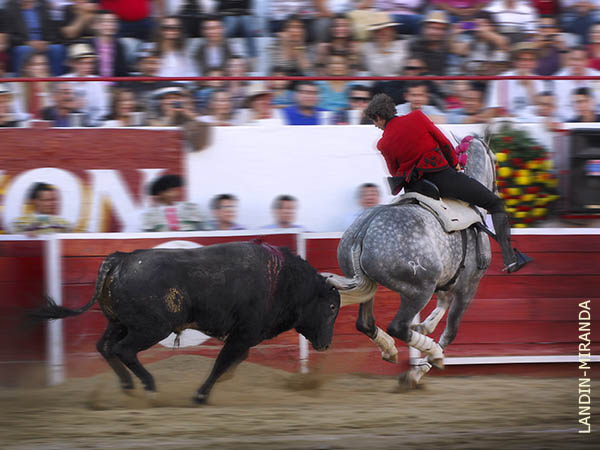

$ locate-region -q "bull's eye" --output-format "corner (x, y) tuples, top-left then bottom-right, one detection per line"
(330, 303), (337, 312)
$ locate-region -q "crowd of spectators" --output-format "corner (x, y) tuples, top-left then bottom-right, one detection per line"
(0, 1), (599, 129)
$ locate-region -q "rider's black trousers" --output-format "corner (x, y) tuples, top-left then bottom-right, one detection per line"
(422, 167), (505, 214)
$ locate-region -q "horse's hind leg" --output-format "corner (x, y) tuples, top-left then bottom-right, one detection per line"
(439, 282), (480, 350)
(112, 322), (172, 393)
(356, 298), (398, 363)
(96, 321), (133, 390)
(387, 289), (444, 369)
(410, 292), (453, 336)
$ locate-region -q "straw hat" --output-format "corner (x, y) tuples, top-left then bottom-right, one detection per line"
(68, 43), (96, 60)
(367, 16), (400, 32)
(423, 10), (449, 25)
(244, 82), (271, 107)
(511, 41), (539, 57)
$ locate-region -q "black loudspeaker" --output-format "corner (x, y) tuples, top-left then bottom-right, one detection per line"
(568, 129), (600, 213)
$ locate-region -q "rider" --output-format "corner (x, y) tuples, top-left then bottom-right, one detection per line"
(363, 93), (530, 273)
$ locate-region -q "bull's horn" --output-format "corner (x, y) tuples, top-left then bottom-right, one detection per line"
(321, 273), (378, 308)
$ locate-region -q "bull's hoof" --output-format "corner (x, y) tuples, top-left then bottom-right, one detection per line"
(194, 393), (208, 405)
(382, 350), (398, 364)
(428, 356), (444, 370)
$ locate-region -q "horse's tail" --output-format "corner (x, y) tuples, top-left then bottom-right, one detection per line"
(29, 254), (117, 321)
(323, 208), (381, 307)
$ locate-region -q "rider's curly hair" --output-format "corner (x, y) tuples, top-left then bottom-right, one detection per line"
(363, 93), (397, 122)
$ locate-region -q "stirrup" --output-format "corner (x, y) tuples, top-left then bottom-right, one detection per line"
(503, 249), (533, 273)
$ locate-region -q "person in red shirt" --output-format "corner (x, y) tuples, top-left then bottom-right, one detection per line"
(100, 0), (153, 41)
(364, 93), (529, 273)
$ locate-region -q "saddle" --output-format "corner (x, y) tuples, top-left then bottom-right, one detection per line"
(393, 191), (485, 233)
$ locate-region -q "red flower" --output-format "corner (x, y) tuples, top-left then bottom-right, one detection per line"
(526, 186), (541, 194)
(502, 136), (513, 143)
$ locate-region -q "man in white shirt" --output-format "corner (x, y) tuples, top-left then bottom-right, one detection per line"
(395, 80), (446, 123)
(486, 41), (546, 118)
(62, 43), (109, 126)
(552, 45), (600, 121)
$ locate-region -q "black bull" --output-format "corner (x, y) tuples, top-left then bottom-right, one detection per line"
(31, 242), (341, 403)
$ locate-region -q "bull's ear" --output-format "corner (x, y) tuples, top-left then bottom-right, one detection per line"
(321, 272), (357, 290)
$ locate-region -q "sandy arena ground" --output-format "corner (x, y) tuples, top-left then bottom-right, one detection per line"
(0, 354), (597, 450)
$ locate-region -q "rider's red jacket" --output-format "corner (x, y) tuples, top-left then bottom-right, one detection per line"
(377, 110), (458, 193)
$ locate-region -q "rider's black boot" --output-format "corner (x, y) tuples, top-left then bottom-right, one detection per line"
(491, 212), (532, 273)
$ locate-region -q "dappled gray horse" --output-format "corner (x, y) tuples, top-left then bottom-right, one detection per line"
(327, 136), (496, 387)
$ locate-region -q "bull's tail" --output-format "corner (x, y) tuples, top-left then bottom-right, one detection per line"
(29, 255), (116, 321)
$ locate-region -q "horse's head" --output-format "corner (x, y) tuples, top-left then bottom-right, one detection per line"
(457, 135), (497, 194)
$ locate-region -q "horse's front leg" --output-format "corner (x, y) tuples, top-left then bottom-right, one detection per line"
(356, 298), (398, 364)
(438, 282), (480, 350)
(410, 292), (452, 336)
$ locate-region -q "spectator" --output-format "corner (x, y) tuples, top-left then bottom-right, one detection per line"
(374, 0), (424, 35)
(431, 1), (490, 23)
(100, 0), (154, 41)
(225, 55), (250, 111)
(315, 13), (363, 73)
(11, 182), (72, 235)
(334, 84), (372, 125)
(149, 86), (198, 126)
(209, 193), (244, 230)
(569, 86), (600, 122)
(460, 11), (509, 73)
(118, 42), (173, 111)
(235, 81), (286, 126)
(447, 83), (489, 124)
(268, 65), (295, 108)
(62, 43), (109, 125)
(561, 0), (600, 45)
(588, 22), (600, 71)
(156, 15), (198, 77)
(371, 55), (444, 106)
(191, 66), (227, 113)
(14, 51), (52, 120)
(5, 0), (65, 76)
(316, 52), (354, 116)
(313, 1), (356, 43)
(483, 0), (538, 43)
(268, 0), (318, 43)
(169, 0), (216, 38)
(362, 17), (408, 77)
(268, 15), (313, 76)
(59, 0), (97, 42)
(141, 174), (208, 232)
(396, 80), (446, 124)
(88, 9), (129, 77)
(0, 32), (8, 76)
(0, 83), (23, 127)
(218, 0), (257, 65)
(263, 195), (304, 229)
(102, 88), (146, 126)
(553, 45), (600, 121)
(199, 88), (235, 126)
(486, 41), (545, 118)
(530, 0), (560, 16)
(408, 10), (469, 75)
(518, 90), (561, 131)
(41, 81), (90, 127)
(282, 80), (326, 125)
(195, 15), (232, 76)
(533, 15), (569, 76)
(343, 182), (381, 228)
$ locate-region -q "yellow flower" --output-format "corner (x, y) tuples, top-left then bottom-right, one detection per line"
(496, 152), (508, 162)
(546, 178), (558, 188)
(532, 208), (547, 217)
(514, 211), (528, 218)
(498, 167), (512, 178)
(526, 161), (538, 169)
(508, 187), (522, 196)
(506, 199), (519, 206)
(521, 194), (535, 202)
(543, 159), (554, 170)
(516, 176), (531, 185)
(515, 223), (528, 228)
(506, 207), (516, 214)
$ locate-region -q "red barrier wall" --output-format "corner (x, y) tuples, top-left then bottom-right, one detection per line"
(0, 239), (45, 386)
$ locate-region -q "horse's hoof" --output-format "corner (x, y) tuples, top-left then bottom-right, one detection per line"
(396, 371), (418, 391)
(382, 350), (398, 364)
(121, 386), (135, 396)
(194, 393), (208, 405)
(428, 357), (445, 370)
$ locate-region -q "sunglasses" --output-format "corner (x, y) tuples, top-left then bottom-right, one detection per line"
(162, 25), (181, 30)
(405, 66), (425, 71)
(350, 96), (370, 102)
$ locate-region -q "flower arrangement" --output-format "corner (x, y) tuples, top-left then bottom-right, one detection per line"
(489, 125), (560, 227)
